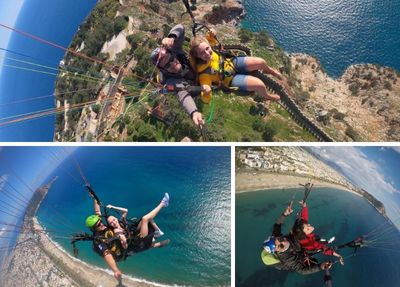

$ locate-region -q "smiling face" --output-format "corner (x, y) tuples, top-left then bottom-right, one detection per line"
(303, 223), (315, 235)
(195, 42), (212, 62)
(107, 216), (120, 229)
(274, 237), (290, 253)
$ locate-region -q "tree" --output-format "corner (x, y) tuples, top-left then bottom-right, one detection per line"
(238, 28), (252, 43)
(262, 121), (278, 141)
(257, 31), (271, 46)
(92, 104), (101, 114)
(113, 16), (128, 35)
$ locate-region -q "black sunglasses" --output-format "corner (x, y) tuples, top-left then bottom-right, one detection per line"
(276, 236), (286, 249)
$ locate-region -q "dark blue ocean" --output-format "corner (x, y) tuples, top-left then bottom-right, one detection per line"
(0, 0), (97, 141)
(242, 0), (400, 77)
(37, 147), (231, 286)
(236, 187), (400, 287)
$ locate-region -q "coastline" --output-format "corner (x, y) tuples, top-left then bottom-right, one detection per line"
(239, 3), (400, 141)
(32, 217), (160, 287)
(235, 169), (360, 197)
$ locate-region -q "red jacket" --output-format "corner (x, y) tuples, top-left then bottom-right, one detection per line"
(298, 206), (334, 256)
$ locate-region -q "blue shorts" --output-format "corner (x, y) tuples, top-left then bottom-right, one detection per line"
(232, 56), (249, 73)
(230, 57), (251, 92)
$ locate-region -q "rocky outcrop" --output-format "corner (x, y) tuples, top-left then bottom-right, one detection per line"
(290, 54), (400, 141)
(204, 0), (246, 26)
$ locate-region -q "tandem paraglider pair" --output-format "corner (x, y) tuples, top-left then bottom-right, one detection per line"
(71, 185), (170, 281)
(150, 6), (283, 129)
(260, 183), (364, 283)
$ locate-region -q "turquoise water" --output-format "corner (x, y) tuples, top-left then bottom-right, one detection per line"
(37, 147), (231, 286)
(242, 0), (400, 77)
(236, 187), (400, 287)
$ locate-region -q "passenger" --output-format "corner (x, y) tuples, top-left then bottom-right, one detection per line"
(292, 201), (344, 265)
(106, 204), (165, 250)
(107, 215), (128, 249)
(189, 30), (282, 104)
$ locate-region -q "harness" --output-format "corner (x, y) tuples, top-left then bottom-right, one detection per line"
(197, 50), (237, 89)
(71, 218), (145, 261)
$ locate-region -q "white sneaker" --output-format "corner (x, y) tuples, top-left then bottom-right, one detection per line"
(154, 229), (164, 238)
(161, 193), (170, 207)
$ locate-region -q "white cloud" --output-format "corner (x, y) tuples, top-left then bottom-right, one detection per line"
(391, 147), (400, 155)
(310, 147), (399, 196)
(0, 227), (6, 237)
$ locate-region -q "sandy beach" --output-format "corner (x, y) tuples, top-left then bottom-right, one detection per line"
(32, 218), (156, 287)
(236, 169), (360, 196)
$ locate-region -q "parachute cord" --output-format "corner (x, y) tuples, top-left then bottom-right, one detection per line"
(0, 92), (140, 128)
(0, 87), (97, 108)
(206, 96), (215, 123)
(0, 23), (111, 69)
(69, 151), (90, 186)
(0, 25), (161, 88)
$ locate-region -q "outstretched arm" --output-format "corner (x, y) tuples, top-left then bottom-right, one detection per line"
(86, 185), (101, 215)
(166, 24), (185, 50)
(272, 201), (293, 236)
(299, 201), (309, 222)
(94, 199), (101, 216)
(103, 251), (122, 280)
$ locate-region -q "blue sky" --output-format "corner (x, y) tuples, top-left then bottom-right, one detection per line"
(0, 147), (76, 224)
(308, 146), (400, 227)
(0, 146), (76, 260)
(0, 0), (25, 76)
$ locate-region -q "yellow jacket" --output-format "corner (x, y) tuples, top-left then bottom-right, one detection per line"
(196, 51), (236, 103)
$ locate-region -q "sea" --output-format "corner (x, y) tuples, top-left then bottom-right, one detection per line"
(37, 147), (231, 286)
(0, 0), (97, 141)
(236, 187), (400, 287)
(242, 0), (400, 77)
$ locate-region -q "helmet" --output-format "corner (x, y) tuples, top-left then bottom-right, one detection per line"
(85, 215), (100, 228)
(263, 236), (276, 253)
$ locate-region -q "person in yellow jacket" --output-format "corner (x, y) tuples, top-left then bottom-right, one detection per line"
(189, 31), (283, 104)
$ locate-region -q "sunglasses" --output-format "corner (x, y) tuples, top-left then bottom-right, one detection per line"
(95, 219), (102, 228)
(276, 236), (286, 249)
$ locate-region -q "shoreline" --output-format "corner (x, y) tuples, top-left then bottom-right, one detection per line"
(33, 217), (162, 287)
(235, 169), (361, 197)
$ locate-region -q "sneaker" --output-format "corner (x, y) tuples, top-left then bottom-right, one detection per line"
(154, 229), (164, 238)
(161, 193), (169, 207)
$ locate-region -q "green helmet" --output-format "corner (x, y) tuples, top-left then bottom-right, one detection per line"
(85, 215), (100, 228)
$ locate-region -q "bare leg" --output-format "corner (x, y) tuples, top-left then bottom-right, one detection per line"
(243, 57), (282, 78)
(139, 193), (169, 237)
(150, 219), (161, 231)
(245, 76), (280, 101)
(152, 239), (170, 248)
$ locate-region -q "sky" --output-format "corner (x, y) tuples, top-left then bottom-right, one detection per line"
(0, 0), (25, 76)
(0, 146), (76, 264)
(308, 146), (400, 227)
(0, 147), (76, 225)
